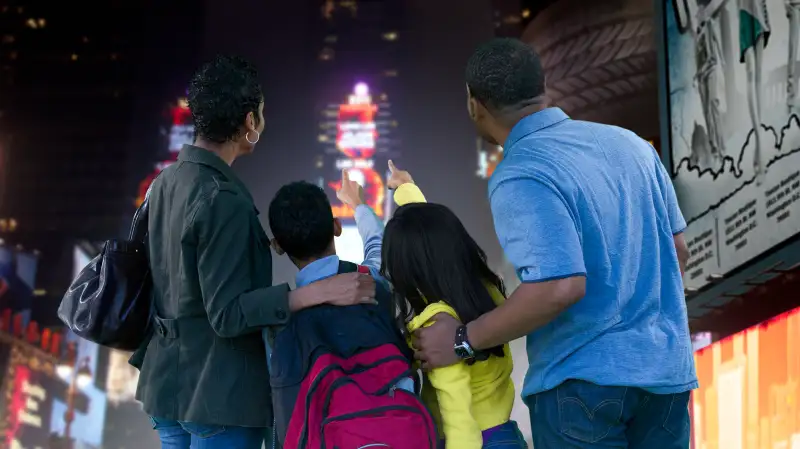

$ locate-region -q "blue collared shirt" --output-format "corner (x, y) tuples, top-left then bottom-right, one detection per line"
(295, 204), (386, 287)
(489, 107), (698, 396)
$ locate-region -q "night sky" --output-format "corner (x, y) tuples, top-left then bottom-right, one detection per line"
(201, 0), (505, 285)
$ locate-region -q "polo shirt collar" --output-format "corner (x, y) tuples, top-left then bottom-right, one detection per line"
(503, 107), (570, 152)
(178, 144), (255, 205)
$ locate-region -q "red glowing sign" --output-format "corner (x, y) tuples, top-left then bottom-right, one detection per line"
(6, 364), (31, 445)
(330, 83), (385, 219)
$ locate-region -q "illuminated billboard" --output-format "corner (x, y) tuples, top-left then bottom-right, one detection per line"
(135, 97), (193, 207)
(663, 0), (800, 289)
(318, 82), (395, 223)
(691, 306), (800, 448)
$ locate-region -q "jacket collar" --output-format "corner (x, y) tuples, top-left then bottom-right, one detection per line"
(503, 107), (570, 153)
(178, 144), (255, 205)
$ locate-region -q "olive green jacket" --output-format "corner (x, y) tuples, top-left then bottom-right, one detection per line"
(135, 144), (290, 427)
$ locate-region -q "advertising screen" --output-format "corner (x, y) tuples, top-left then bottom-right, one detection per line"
(317, 82), (394, 224)
(0, 336), (106, 449)
(692, 306), (800, 448)
(135, 97), (191, 207)
(664, 0), (800, 289)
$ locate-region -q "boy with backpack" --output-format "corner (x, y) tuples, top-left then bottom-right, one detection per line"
(265, 170), (437, 449)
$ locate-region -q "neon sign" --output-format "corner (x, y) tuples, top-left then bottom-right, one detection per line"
(328, 83), (385, 219)
(135, 97), (189, 206)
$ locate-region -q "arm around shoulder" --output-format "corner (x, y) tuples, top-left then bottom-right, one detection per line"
(191, 190), (296, 337)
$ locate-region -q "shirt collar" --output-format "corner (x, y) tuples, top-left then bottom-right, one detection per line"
(177, 144), (255, 205)
(503, 107), (570, 153)
(295, 255), (341, 287)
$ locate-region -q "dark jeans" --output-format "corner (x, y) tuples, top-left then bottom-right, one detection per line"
(525, 380), (691, 449)
(438, 420), (528, 449)
(483, 420), (528, 448)
(150, 417), (267, 449)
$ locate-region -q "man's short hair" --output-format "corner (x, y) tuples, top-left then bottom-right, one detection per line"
(465, 38), (545, 112)
(268, 181), (334, 260)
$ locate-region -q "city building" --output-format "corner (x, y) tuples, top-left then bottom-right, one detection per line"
(311, 0), (405, 263)
(0, 2), (152, 239)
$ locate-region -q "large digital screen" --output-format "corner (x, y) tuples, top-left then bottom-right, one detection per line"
(664, 0), (800, 289)
(691, 306), (800, 448)
(317, 82), (395, 223)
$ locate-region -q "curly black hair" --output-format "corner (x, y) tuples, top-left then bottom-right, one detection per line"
(465, 38), (545, 112)
(268, 181), (335, 261)
(188, 55), (263, 143)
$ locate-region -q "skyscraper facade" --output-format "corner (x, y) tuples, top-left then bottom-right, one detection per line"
(311, 0), (405, 262)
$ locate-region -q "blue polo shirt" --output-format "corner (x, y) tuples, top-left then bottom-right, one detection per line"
(488, 108), (698, 397)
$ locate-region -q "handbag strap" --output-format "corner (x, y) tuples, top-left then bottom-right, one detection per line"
(128, 176), (157, 242)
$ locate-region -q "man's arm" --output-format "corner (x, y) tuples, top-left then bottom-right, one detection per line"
(653, 149), (689, 276)
(191, 190), (337, 338)
(466, 178), (587, 351)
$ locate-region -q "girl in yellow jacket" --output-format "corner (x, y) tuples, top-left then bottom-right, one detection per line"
(380, 161), (527, 449)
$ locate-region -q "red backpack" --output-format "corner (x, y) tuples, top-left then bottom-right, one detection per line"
(271, 262), (438, 448)
(282, 343), (437, 448)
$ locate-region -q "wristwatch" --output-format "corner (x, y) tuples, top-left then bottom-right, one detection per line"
(454, 325), (476, 361)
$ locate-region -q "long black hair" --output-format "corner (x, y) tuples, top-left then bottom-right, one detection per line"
(381, 202), (506, 358)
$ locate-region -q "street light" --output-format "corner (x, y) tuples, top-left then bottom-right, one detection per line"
(56, 350), (93, 446)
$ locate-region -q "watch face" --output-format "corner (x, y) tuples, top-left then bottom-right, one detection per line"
(454, 345), (472, 360)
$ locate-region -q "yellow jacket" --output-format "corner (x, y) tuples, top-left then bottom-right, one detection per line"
(394, 183), (516, 449)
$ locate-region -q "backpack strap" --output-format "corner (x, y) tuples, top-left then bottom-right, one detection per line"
(338, 260), (371, 275)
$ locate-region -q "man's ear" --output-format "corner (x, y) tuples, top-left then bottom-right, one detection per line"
(270, 238), (285, 256)
(467, 96), (479, 121)
(333, 218), (343, 237)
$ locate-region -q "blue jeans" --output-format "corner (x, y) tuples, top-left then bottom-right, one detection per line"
(438, 421), (528, 449)
(525, 380), (691, 449)
(482, 420), (528, 448)
(150, 417), (267, 449)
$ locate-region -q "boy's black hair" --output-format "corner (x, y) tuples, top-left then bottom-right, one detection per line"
(188, 54), (263, 143)
(381, 202), (506, 358)
(465, 38), (545, 112)
(268, 181), (335, 261)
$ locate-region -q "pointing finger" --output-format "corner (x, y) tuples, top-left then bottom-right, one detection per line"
(342, 169), (350, 182)
(388, 159), (396, 173)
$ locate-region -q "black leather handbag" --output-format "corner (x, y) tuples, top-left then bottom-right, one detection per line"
(58, 191), (153, 351)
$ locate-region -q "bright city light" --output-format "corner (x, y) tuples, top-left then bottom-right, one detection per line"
(56, 364), (73, 381)
(354, 82), (369, 96)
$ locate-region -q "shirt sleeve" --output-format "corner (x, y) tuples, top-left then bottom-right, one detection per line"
(190, 190), (291, 338)
(418, 308), (482, 449)
(393, 183), (427, 206)
(654, 156), (687, 235)
(354, 204), (384, 272)
(490, 178), (586, 283)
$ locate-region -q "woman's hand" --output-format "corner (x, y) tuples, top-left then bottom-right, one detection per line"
(290, 272), (377, 311)
(387, 160), (414, 189)
(336, 169), (365, 209)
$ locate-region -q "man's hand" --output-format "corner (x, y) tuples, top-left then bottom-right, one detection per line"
(336, 169), (365, 210)
(411, 313), (461, 370)
(387, 160), (414, 190)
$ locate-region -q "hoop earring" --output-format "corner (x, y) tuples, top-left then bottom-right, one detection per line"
(245, 130), (260, 144)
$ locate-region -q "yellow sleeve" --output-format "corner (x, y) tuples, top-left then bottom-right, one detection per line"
(427, 362), (483, 449)
(408, 303), (482, 449)
(393, 183), (427, 206)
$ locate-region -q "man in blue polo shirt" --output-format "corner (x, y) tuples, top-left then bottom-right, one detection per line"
(413, 38), (697, 448)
